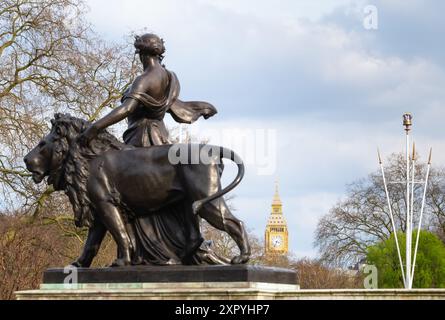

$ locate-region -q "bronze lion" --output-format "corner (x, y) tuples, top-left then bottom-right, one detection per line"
(24, 113), (250, 267)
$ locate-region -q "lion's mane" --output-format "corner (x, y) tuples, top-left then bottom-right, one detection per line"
(51, 113), (126, 227)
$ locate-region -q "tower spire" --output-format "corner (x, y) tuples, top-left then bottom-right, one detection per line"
(272, 179), (282, 206)
(265, 178), (288, 254)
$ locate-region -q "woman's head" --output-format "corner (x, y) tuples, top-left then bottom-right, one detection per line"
(134, 33), (165, 61)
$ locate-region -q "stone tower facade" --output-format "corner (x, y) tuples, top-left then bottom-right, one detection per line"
(265, 181), (289, 255)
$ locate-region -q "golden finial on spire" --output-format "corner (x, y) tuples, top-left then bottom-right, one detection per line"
(272, 178), (282, 206)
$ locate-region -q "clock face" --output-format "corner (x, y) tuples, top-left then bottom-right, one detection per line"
(271, 235), (283, 248)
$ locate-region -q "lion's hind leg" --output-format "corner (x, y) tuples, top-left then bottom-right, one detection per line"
(199, 198), (251, 264)
(183, 163), (250, 264)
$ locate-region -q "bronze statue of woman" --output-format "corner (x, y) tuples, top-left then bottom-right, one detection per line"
(79, 33), (216, 147)
(78, 33), (227, 265)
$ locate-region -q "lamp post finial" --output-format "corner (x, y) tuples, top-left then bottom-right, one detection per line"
(403, 113), (412, 132)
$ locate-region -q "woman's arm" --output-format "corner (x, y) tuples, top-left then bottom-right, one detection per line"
(93, 98), (139, 131)
(78, 98), (139, 145)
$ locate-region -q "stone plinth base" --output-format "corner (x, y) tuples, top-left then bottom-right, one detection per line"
(15, 281), (299, 300)
(15, 286), (445, 300)
(16, 265), (445, 300)
(42, 265), (298, 285)
(15, 265), (300, 300)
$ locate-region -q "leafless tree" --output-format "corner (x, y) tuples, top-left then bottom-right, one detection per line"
(0, 0), (138, 213)
(315, 153), (445, 267)
(0, 209), (118, 299)
(0, 0), (139, 299)
(292, 258), (363, 289)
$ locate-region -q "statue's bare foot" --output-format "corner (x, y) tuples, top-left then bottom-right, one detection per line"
(111, 258), (131, 267)
(230, 254), (250, 264)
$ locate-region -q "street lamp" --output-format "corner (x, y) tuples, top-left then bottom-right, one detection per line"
(378, 113), (432, 289)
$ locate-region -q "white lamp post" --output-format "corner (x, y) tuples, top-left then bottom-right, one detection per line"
(378, 113), (431, 289)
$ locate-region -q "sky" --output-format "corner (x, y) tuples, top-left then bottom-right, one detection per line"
(84, 0), (445, 258)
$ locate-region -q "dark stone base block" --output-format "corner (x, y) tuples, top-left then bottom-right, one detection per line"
(43, 265), (298, 285)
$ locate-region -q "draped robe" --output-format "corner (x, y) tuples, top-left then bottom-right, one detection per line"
(120, 69), (226, 265)
(122, 71), (217, 147)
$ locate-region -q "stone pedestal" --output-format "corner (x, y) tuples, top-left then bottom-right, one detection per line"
(15, 265), (300, 300)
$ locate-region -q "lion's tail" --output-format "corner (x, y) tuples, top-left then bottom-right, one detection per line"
(192, 146), (244, 215)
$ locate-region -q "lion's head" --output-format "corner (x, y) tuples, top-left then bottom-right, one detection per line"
(24, 113), (124, 227)
(24, 113), (87, 185)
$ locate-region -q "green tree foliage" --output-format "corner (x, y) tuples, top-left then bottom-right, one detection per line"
(367, 230), (445, 288)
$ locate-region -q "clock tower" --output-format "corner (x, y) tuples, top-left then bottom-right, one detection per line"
(265, 181), (289, 255)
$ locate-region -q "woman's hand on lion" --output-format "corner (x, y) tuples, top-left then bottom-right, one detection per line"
(78, 124), (99, 147)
